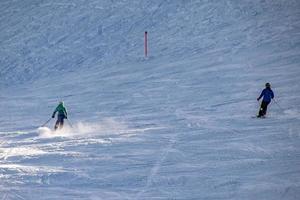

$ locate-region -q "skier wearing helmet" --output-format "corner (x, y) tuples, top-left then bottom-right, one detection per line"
(52, 101), (68, 130)
(257, 83), (274, 118)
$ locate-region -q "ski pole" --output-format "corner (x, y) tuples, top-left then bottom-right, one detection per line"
(67, 118), (73, 128)
(273, 99), (284, 112)
(41, 118), (52, 127)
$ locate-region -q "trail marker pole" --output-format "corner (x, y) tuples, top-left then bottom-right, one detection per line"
(144, 31), (148, 57)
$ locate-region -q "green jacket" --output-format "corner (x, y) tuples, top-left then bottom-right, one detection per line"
(52, 103), (68, 117)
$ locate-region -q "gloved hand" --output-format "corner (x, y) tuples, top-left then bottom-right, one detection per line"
(257, 98), (259, 101)
(52, 115), (55, 118)
(65, 116), (68, 119)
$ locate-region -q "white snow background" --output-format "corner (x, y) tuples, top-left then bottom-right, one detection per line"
(1, 0), (300, 199)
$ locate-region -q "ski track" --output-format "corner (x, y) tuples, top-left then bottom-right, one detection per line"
(134, 133), (178, 199)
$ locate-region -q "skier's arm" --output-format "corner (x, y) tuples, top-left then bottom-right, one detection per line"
(52, 106), (58, 118)
(271, 90), (274, 99)
(257, 90), (264, 101)
(52, 110), (56, 118)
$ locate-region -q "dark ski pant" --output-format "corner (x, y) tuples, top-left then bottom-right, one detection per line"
(258, 101), (270, 117)
(55, 114), (65, 130)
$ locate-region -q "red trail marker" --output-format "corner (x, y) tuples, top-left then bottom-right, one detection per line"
(144, 31), (148, 57)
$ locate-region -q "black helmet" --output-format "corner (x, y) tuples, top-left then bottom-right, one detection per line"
(265, 82), (271, 88)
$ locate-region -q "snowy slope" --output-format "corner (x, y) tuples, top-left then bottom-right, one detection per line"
(1, 0), (300, 199)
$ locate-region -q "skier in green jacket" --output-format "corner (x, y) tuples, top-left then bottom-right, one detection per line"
(52, 101), (68, 130)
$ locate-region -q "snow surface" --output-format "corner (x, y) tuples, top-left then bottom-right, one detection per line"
(1, 0), (300, 199)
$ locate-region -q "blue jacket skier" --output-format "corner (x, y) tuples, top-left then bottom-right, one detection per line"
(257, 83), (274, 117)
(52, 101), (68, 130)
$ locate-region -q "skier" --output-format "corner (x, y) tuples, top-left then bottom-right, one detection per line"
(257, 83), (274, 118)
(52, 101), (68, 130)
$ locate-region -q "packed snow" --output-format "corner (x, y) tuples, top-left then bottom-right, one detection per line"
(1, 0), (300, 199)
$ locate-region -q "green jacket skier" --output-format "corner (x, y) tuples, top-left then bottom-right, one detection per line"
(52, 101), (68, 130)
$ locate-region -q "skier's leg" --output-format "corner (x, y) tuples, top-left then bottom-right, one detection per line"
(58, 115), (64, 129)
(55, 115), (63, 130)
(54, 119), (59, 130)
(258, 102), (264, 117)
(260, 102), (267, 116)
(263, 102), (270, 116)
(59, 122), (63, 129)
(61, 118), (64, 129)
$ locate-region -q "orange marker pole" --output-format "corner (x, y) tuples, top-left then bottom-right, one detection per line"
(144, 31), (148, 57)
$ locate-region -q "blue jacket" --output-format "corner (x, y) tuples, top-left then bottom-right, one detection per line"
(258, 88), (274, 102)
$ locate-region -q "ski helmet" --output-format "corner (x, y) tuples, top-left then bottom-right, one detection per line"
(265, 82), (271, 88)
